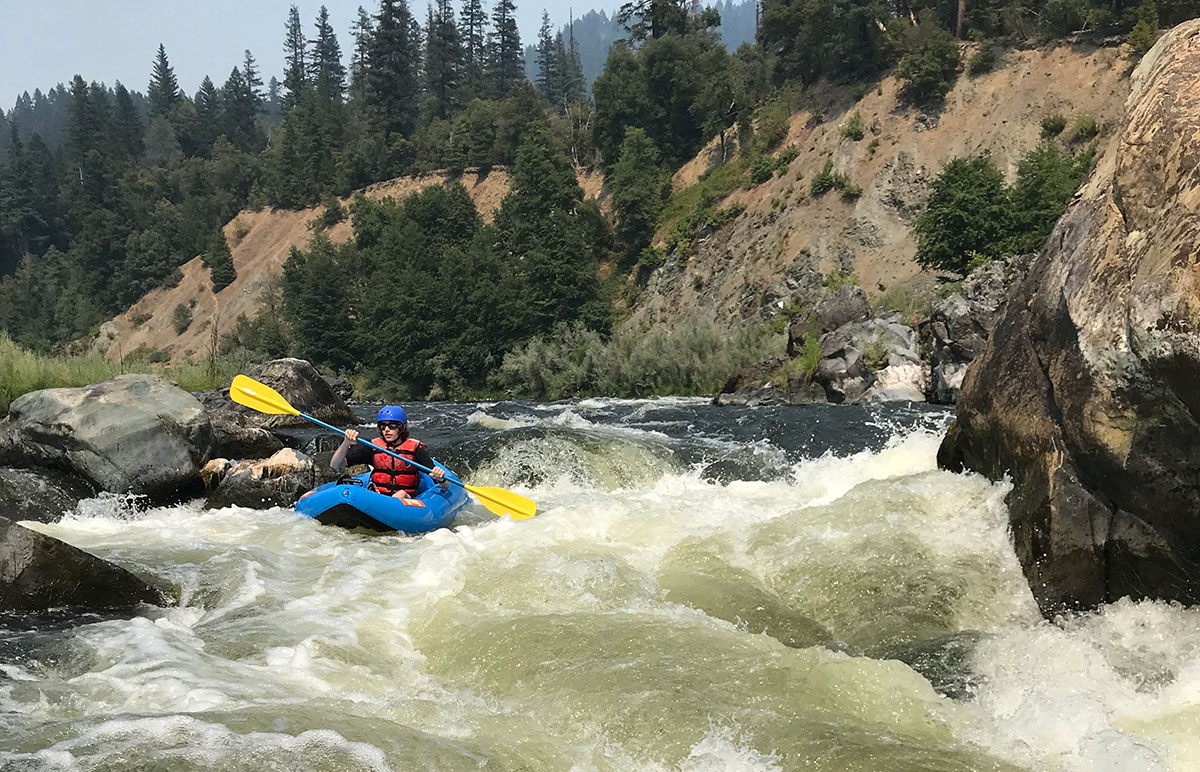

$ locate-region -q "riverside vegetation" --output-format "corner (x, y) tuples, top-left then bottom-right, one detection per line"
(0, 0), (1190, 401)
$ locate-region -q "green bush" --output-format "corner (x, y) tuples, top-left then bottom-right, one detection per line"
(841, 112), (865, 141)
(914, 156), (1011, 274)
(811, 160), (838, 196)
(863, 339), (889, 370)
(130, 312), (152, 328)
(1127, 19), (1158, 55)
(1040, 114), (1067, 138)
(967, 42), (998, 75)
(774, 146), (799, 174)
(749, 154), (777, 185)
(172, 303), (193, 335)
(497, 317), (776, 398)
(895, 10), (962, 105)
(1066, 116), (1099, 144)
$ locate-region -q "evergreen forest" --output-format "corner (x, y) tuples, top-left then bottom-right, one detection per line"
(0, 0), (1194, 398)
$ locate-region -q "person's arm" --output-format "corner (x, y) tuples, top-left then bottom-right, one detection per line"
(413, 445), (446, 481)
(331, 429), (360, 469)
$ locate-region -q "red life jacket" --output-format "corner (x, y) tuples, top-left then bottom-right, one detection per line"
(370, 437), (424, 495)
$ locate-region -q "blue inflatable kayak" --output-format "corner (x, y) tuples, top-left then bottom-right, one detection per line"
(295, 466), (469, 533)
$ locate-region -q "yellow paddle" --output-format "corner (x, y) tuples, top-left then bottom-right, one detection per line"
(229, 374), (537, 520)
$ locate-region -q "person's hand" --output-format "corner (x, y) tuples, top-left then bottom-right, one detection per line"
(343, 429), (359, 444)
(391, 490), (410, 499)
(430, 466), (446, 482)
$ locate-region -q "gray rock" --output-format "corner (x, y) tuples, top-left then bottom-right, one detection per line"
(0, 375), (213, 503)
(209, 410), (285, 460)
(0, 514), (167, 612)
(0, 468), (96, 524)
(199, 358), (356, 430)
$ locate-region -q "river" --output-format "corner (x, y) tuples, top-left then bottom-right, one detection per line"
(2, 398), (1197, 770)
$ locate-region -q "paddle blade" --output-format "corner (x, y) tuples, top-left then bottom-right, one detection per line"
(466, 484), (537, 520)
(229, 374), (300, 416)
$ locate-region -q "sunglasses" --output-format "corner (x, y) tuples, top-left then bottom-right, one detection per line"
(377, 422), (404, 430)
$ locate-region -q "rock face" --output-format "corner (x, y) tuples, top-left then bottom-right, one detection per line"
(922, 256), (1031, 404)
(0, 375), (213, 503)
(939, 22), (1200, 615)
(200, 358), (356, 431)
(204, 448), (338, 509)
(0, 515), (166, 611)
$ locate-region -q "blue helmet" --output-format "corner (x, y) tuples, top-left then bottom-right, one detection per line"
(376, 405), (408, 423)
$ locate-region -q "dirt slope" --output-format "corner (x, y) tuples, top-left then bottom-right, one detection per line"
(631, 42), (1134, 330)
(94, 168), (602, 364)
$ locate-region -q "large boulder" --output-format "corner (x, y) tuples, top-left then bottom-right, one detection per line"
(0, 375), (213, 503)
(0, 515), (167, 611)
(787, 285), (872, 357)
(0, 467), (96, 524)
(939, 22), (1200, 615)
(204, 448), (338, 509)
(208, 409), (286, 460)
(200, 358), (355, 431)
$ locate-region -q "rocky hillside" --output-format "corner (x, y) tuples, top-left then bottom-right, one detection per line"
(97, 41), (1134, 364)
(631, 41), (1133, 330)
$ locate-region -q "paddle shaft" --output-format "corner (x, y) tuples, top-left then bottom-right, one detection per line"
(301, 412), (452, 485)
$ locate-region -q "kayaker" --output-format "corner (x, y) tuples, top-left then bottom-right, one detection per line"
(331, 405), (446, 498)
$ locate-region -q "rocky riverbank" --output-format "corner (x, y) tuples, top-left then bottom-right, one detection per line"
(0, 358), (352, 614)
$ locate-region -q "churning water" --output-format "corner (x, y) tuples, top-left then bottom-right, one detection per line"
(3, 399), (1199, 771)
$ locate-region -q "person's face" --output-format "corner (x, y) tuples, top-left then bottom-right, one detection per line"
(377, 421), (404, 439)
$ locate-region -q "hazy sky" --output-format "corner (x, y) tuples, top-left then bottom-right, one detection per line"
(0, 0), (623, 108)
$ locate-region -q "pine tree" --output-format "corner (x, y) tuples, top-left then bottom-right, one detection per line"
(111, 82), (144, 161)
(349, 6), (375, 104)
(487, 0), (523, 97)
(147, 43), (181, 117)
(610, 127), (667, 257)
(425, 0), (463, 119)
(459, 0), (488, 98)
(193, 76), (224, 156)
(367, 0), (420, 137)
(222, 67), (262, 151)
(311, 5), (347, 101)
(535, 11), (558, 104)
(283, 5), (309, 110)
(243, 50), (265, 106)
(202, 229), (237, 292)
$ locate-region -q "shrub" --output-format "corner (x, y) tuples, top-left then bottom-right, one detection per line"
(863, 339), (889, 370)
(840, 182), (863, 201)
(130, 312), (152, 328)
(1040, 114), (1067, 138)
(320, 196), (346, 229)
(841, 112), (865, 141)
(705, 204), (745, 230)
(1066, 116), (1099, 144)
(895, 10), (962, 105)
(811, 159), (838, 196)
(497, 317), (776, 398)
(774, 146), (799, 174)
(824, 269), (861, 291)
(914, 155), (1011, 274)
(967, 42), (998, 75)
(172, 303), (193, 335)
(1127, 19), (1157, 55)
(749, 154), (777, 185)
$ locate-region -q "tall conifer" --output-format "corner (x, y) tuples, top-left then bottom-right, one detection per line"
(111, 83), (144, 161)
(147, 44), (181, 116)
(243, 50), (265, 106)
(350, 6), (375, 104)
(283, 5), (309, 109)
(535, 11), (558, 104)
(311, 5), (347, 100)
(459, 0), (488, 98)
(366, 0), (420, 137)
(425, 0), (463, 118)
(487, 0), (522, 97)
(193, 76), (224, 155)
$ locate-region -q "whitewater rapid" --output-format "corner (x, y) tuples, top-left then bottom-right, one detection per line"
(2, 399), (1199, 771)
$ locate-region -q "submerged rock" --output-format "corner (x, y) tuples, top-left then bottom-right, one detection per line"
(0, 514), (167, 612)
(940, 21), (1200, 615)
(0, 374), (213, 504)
